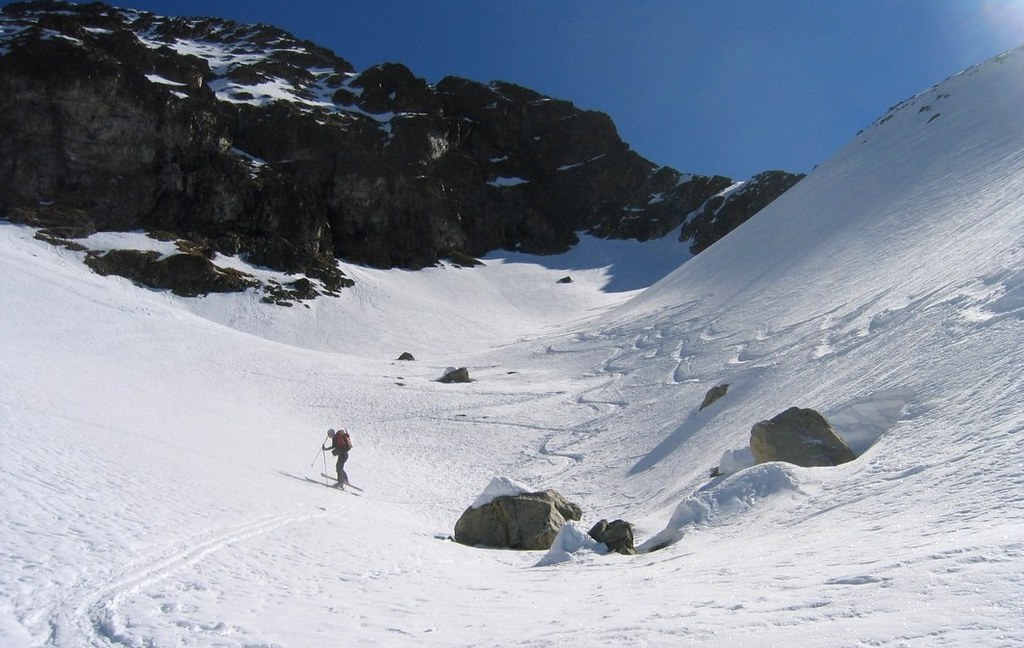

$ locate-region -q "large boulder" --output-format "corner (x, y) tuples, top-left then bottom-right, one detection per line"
(749, 407), (856, 467)
(454, 490), (582, 550)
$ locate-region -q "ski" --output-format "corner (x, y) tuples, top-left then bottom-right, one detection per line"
(320, 474), (363, 493)
(310, 477), (359, 495)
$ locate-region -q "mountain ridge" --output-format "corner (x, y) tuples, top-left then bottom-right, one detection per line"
(0, 0), (801, 299)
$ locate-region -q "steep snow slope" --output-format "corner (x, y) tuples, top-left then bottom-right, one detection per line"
(569, 45), (1024, 510)
(2, 46), (1023, 648)
(525, 46), (1024, 639)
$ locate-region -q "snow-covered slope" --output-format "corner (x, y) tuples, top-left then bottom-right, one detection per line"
(2, 45), (1023, 648)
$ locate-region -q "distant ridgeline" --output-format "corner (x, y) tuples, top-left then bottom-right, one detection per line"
(0, 1), (802, 298)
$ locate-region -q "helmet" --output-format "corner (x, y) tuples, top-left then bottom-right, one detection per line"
(327, 428), (336, 437)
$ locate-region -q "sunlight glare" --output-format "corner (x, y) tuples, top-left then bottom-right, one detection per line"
(981, 0), (1024, 52)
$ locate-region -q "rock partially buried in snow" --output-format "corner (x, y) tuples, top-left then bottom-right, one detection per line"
(438, 366), (471, 383)
(587, 519), (636, 555)
(750, 407), (856, 467)
(454, 484), (583, 550)
(84, 250), (258, 297)
(699, 383), (729, 410)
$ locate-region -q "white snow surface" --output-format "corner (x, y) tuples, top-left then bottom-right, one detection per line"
(2, 47), (1024, 647)
(487, 176), (530, 187)
(536, 522), (607, 567)
(470, 476), (532, 509)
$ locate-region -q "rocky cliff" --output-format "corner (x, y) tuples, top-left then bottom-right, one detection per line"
(0, 1), (802, 296)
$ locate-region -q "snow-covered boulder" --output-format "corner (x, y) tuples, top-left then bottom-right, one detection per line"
(716, 446), (756, 477)
(750, 407), (855, 467)
(469, 476), (531, 509)
(535, 522), (606, 566)
(454, 480), (583, 550)
(638, 463), (804, 553)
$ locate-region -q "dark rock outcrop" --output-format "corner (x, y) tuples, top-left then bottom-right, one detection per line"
(438, 367), (471, 383)
(454, 490), (583, 550)
(588, 519), (636, 555)
(681, 170), (805, 254)
(699, 383), (729, 410)
(749, 407), (856, 467)
(0, 1), (802, 297)
(396, 352), (415, 361)
(84, 249), (257, 296)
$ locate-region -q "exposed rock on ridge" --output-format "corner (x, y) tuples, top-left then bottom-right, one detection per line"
(0, 1), (803, 294)
(681, 170), (805, 254)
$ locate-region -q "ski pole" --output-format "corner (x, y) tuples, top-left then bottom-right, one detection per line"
(309, 444), (324, 467)
(309, 433), (330, 467)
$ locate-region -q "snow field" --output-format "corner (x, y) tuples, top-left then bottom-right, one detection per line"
(1, 45), (1024, 648)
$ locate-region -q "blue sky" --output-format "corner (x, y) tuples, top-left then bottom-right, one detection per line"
(9, 1), (1024, 179)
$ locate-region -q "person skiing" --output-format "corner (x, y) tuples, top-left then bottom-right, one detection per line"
(322, 428), (352, 488)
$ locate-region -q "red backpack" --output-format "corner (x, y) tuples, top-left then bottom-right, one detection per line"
(337, 430), (352, 451)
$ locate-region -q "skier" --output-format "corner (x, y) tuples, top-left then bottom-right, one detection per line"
(322, 428), (352, 488)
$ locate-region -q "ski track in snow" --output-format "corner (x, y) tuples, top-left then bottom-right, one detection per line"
(51, 513), (327, 647)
